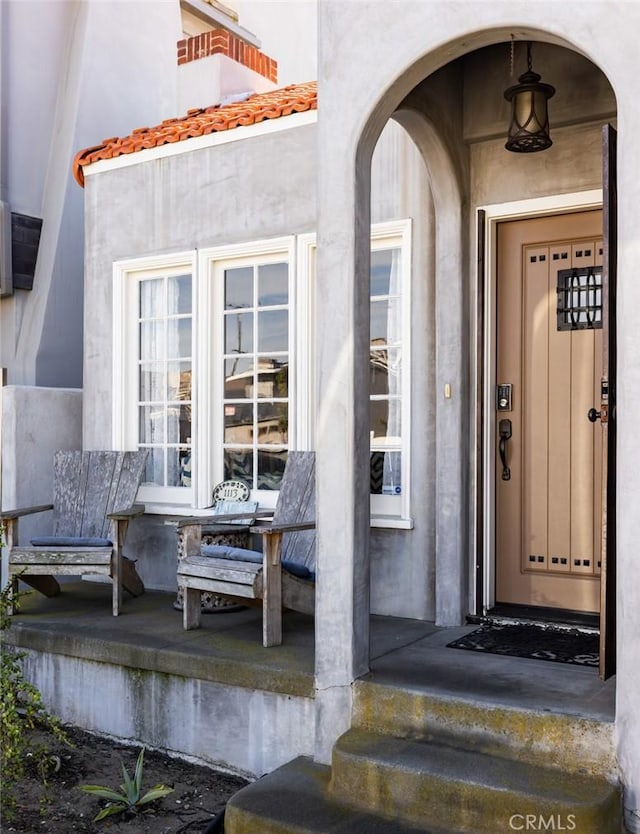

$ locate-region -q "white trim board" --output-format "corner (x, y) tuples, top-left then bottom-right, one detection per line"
(83, 110), (317, 181)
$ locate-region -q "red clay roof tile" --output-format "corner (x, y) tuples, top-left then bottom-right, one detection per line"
(72, 81), (317, 187)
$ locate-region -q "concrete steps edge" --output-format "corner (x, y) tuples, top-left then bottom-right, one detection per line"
(224, 756), (449, 834)
(353, 679), (616, 779)
(329, 728), (621, 834)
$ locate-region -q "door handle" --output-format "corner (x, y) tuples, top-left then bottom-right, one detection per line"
(588, 408), (601, 423)
(498, 418), (512, 481)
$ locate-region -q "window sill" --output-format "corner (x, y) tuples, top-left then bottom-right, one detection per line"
(144, 502), (215, 517)
(370, 516), (414, 530)
(142, 503), (414, 530)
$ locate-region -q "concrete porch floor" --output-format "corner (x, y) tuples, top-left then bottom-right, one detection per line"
(5, 581), (615, 723)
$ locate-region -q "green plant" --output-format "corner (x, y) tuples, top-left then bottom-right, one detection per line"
(0, 564), (70, 816)
(80, 746), (174, 821)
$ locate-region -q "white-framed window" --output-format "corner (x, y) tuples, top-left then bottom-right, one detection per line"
(113, 241), (298, 510)
(113, 222), (410, 524)
(298, 219), (412, 526)
(200, 237), (299, 508)
(113, 252), (197, 505)
(369, 230), (410, 522)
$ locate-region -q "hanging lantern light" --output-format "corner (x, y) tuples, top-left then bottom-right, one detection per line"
(504, 42), (555, 153)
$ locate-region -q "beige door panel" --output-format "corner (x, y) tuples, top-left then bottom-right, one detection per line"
(496, 211), (602, 613)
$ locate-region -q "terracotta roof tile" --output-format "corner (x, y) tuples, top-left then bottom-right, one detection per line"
(73, 81), (317, 187)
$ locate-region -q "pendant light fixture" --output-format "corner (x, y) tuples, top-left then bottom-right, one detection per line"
(504, 41), (555, 153)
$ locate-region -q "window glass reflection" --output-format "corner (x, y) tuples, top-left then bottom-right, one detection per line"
(369, 451), (402, 496)
(225, 267), (253, 310)
(139, 364), (164, 402)
(178, 450), (191, 487)
(370, 249), (394, 296)
(166, 448), (181, 487)
(370, 298), (401, 345)
(370, 398), (401, 442)
(139, 405), (165, 444)
(143, 447), (165, 486)
(167, 405), (191, 444)
(224, 357), (254, 399)
(257, 402), (288, 444)
(256, 358), (288, 398)
(224, 450), (253, 488)
(258, 310), (288, 352)
(139, 279), (163, 319)
(370, 348), (401, 396)
(257, 449), (287, 490)
(140, 321), (164, 361)
(167, 275), (192, 315)
(225, 312), (253, 354)
(167, 318), (192, 359)
(166, 362), (191, 401)
(258, 262), (288, 306)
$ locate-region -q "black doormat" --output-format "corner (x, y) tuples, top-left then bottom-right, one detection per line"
(446, 622), (599, 667)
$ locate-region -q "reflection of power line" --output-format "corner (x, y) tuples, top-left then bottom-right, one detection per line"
(225, 304), (248, 377)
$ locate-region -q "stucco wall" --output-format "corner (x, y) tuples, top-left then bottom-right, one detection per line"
(1, 0), (179, 388)
(235, 0), (317, 86)
(371, 120), (437, 620)
(470, 121), (604, 208)
(0, 385), (82, 585)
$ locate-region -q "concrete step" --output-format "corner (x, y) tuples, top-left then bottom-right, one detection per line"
(353, 678), (616, 779)
(224, 756), (447, 834)
(330, 728), (621, 834)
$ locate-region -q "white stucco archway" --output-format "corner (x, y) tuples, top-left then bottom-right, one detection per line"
(314, 6), (640, 828)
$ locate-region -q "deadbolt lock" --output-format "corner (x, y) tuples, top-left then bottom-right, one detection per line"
(496, 383), (513, 412)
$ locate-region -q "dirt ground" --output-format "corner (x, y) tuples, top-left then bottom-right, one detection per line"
(3, 725), (249, 834)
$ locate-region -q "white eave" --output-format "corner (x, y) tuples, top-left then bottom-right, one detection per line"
(83, 109), (317, 181)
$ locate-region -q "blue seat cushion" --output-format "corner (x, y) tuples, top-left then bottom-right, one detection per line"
(30, 536), (113, 547)
(200, 544), (314, 581)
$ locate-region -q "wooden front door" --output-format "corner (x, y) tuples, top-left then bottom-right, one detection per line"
(495, 210), (604, 614)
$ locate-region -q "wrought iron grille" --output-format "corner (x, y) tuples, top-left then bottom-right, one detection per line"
(556, 267), (603, 331)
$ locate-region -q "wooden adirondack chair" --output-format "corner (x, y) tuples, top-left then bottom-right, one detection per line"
(2, 450), (148, 616)
(177, 451), (316, 646)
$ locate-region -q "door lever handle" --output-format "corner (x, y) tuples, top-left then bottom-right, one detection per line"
(588, 408), (601, 423)
(498, 418), (512, 481)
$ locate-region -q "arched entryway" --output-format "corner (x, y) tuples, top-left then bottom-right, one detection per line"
(359, 34), (617, 653)
(312, 4), (640, 826)
(313, 18), (623, 768)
